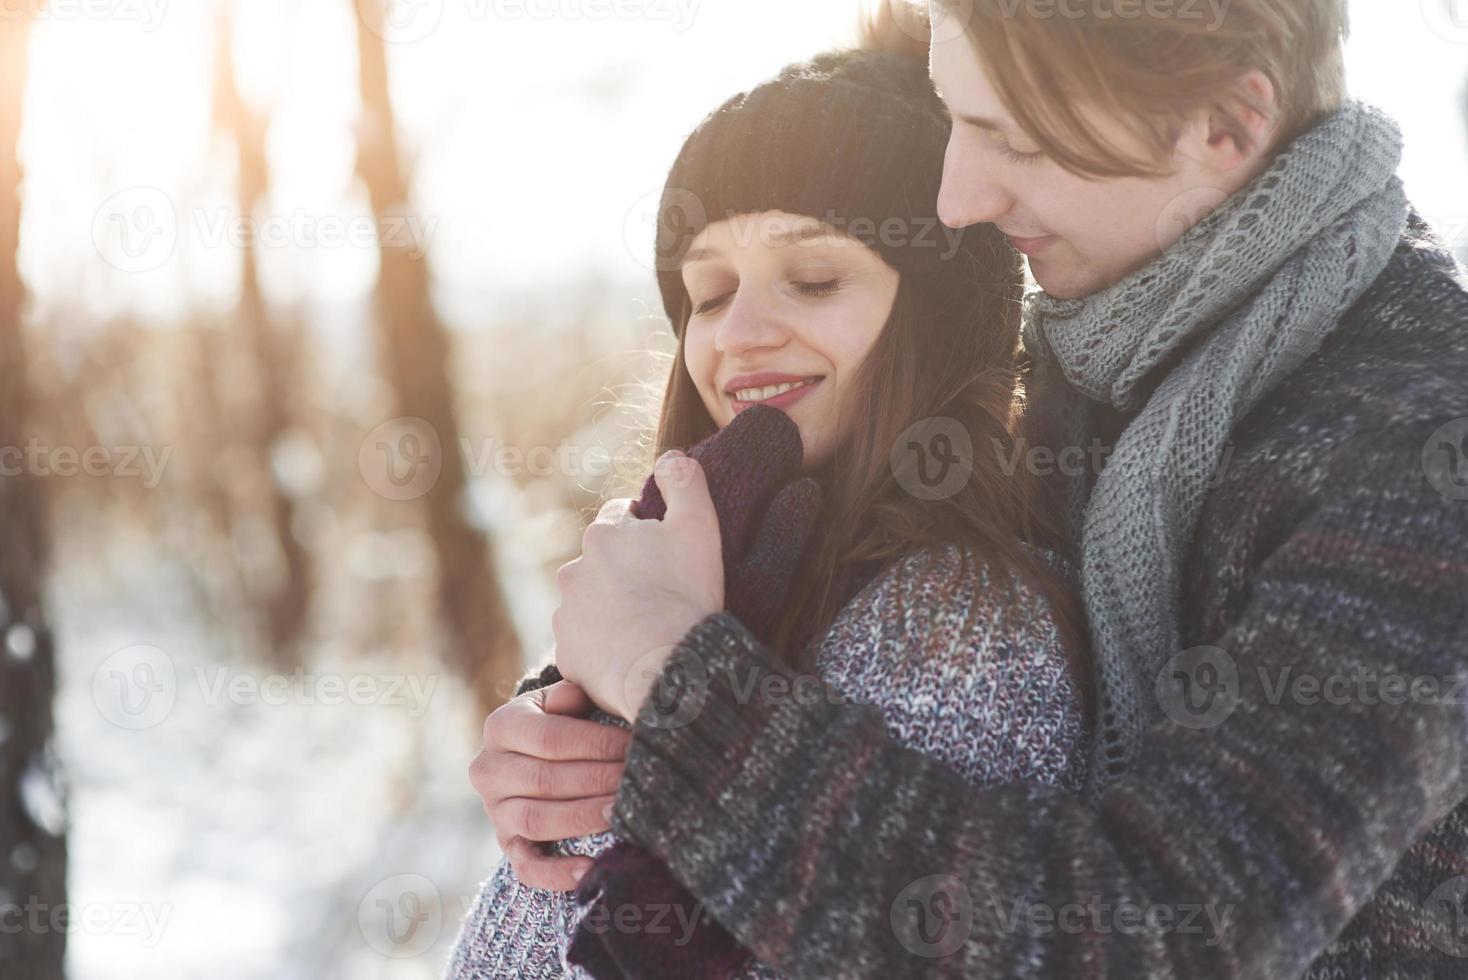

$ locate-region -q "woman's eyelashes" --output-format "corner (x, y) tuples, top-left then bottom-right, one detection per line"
(692, 291), (733, 316)
(690, 277), (846, 316)
(793, 277), (844, 298)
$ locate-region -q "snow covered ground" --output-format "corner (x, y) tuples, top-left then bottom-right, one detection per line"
(50, 557), (516, 979)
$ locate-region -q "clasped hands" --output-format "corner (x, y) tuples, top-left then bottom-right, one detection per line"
(551, 450), (724, 725)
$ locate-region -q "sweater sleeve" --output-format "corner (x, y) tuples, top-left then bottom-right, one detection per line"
(444, 710), (628, 980)
(513, 659), (563, 697)
(805, 544), (1088, 794)
(608, 436), (1468, 979)
(446, 545), (1089, 979)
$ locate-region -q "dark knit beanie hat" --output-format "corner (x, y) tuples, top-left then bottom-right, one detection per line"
(653, 47), (989, 329)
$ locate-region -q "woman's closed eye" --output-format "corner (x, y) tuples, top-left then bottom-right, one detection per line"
(692, 291), (734, 316)
(793, 277), (844, 298)
(691, 278), (846, 317)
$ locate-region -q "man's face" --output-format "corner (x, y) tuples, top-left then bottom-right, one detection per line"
(929, 22), (1258, 300)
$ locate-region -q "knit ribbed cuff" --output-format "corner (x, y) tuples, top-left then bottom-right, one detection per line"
(513, 660), (563, 697)
(608, 610), (846, 871)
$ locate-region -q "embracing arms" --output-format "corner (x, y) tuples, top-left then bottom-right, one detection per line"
(607, 427), (1468, 979)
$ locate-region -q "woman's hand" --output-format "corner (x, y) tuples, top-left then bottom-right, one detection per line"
(553, 451), (724, 722)
(469, 679), (631, 891)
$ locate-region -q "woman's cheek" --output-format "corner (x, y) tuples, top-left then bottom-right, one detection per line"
(683, 340), (720, 422)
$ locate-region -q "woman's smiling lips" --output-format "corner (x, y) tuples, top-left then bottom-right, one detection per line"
(724, 371), (825, 415)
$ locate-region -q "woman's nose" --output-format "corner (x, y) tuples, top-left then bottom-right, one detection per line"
(714, 287), (788, 355)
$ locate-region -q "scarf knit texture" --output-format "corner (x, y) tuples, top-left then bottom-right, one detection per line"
(442, 406), (1090, 977)
(1022, 98), (1412, 808)
(593, 102), (1468, 978)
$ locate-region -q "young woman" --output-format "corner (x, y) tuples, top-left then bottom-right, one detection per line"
(476, 0), (1468, 977)
(449, 16), (1096, 979)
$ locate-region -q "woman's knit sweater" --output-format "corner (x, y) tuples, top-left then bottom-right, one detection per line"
(443, 542), (1091, 978)
(600, 216), (1468, 977)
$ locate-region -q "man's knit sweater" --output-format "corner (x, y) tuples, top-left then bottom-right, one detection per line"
(604, 217), (1468, 977)
(443, 543), (1090, 977)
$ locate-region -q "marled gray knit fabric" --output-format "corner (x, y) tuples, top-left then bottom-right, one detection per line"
(1021, 99), (1412, 807)
(443, 543), (1089, 978)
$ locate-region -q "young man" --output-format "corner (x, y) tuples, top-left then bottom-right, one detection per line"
(475, 2), (1468, 975)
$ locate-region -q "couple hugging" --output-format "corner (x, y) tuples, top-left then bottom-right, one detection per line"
(452, 1), (1468, 977)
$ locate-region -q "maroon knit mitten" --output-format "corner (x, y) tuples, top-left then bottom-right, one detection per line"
(630, 402), (823, 652)
(565, 841), (755, 980)
(566, 404), (823, 980)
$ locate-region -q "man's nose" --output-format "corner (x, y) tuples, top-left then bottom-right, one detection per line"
(938, 136), (1014, 229)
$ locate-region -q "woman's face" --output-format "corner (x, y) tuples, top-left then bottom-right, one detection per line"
(681, 210), (900, 468)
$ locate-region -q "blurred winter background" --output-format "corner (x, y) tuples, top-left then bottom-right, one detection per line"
(0, 0), (1463, 978)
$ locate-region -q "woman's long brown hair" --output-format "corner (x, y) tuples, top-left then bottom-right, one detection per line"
(613, 3), (1095, 728)
(624, 223), (1094, 730)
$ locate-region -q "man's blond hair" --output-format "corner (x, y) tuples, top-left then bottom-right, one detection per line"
(921, 0), (1348, 177)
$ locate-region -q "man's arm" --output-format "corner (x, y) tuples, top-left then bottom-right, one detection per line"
(609, 429), (1468, 979)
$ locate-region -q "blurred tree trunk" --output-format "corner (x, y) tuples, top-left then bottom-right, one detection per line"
(0, 9), (68, 980)
(352, 0), (523, 712)
(212, 5), (311, 664)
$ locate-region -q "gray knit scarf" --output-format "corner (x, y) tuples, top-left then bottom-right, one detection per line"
(1020, 100), (1411, 809)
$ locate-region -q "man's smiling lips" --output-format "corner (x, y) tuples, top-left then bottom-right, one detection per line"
(1003, 231), (1059, 257)
(723, 371), (825, 415)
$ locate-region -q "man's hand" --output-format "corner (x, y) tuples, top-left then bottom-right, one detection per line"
(469, 679), (631, 891)
(553, 451), (724, 722)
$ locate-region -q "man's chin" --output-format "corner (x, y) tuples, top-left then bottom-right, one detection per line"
(1031, 260), (1103, 301)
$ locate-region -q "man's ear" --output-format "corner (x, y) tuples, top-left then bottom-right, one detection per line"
(1198, 69), (1281, 174)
